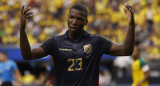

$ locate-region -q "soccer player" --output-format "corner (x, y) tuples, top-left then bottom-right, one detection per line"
(19, 3), (135, 86)
(0, 52), (21, 86)
(131, 46), (150, 86)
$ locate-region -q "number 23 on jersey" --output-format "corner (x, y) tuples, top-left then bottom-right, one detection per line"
(67, 58), (82, 71)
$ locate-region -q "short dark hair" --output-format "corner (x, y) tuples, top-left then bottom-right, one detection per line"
(69, 3), (88, 18)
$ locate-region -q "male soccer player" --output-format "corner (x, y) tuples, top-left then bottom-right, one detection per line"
(131, 46), (150, 86)
(0, 52), (21, 86)
(19, 3), (135, 86)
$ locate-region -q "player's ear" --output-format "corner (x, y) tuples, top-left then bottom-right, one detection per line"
(85, 19), (88, 25)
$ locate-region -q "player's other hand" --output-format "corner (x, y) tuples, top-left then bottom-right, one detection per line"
(123, 3), (134, 25)
(20, 5), (33, 30)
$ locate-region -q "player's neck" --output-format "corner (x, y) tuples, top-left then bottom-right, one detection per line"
(2, 58), (7, 63)
(68, 30), (83, 41)
(133, 56), (139, 60)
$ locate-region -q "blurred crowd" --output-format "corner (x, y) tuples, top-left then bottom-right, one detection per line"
(0, 0), (159, 60)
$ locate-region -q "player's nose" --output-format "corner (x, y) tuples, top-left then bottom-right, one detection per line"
(72, 19), (78, 24)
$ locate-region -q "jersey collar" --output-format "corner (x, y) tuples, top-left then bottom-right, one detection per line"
(62, 30), (90, 39)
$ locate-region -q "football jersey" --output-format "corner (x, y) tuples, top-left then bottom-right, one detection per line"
(40, 30), (113, 86)
(0, 60), (18, 82)
(131, 58), (149, 86)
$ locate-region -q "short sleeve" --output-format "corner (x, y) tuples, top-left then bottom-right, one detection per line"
(97, 36), (113, 53)
(40, 37), (55, 55)
(139, 58), (147, 67)
(139, 58), (150, 72)
(11, 61), (18, 71)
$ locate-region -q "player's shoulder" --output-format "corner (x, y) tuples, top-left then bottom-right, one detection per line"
(90, 34), (109, 41)
(139, 57), (146, 62)
(90, 34), (102, 38)
(47, 35), (63, 41)
(7, 59), (15, 62)
(7, 60), (16, 65)
(139, 58), (147, 64)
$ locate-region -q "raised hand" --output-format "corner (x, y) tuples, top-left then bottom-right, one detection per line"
(124, 3), (134, 24)
(20, 5), (33, 30)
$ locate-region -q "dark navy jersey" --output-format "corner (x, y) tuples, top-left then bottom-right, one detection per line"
(40, 30), (113, 86)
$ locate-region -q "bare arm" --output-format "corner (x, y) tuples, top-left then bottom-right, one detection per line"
(20, 6), (46, 60)
(14, 69), (22, 85)
(107, 4), (135, 56)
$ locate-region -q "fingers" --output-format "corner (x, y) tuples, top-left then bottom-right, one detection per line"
(125, 3), (133, 13)
(23, 7), (31, 14)
(21, 6), (33, 21)
(25, 12), (33, 19)
(24, 11), (33, 17)
(123, 3), (135, 24)
(21, 6), (30, 15)
(21, 5), (24, 14)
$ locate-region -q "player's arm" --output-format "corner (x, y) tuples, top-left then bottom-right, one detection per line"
(107, 4), (135, 56)
(12, 61), (22, 85)
(20, 6), (46, 60)
(14, 69), (22, 84)
(136, 62), (150, 86)
(136, 70), (150, 86)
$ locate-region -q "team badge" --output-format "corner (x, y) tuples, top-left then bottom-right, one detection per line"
(83, 44), (92, 54)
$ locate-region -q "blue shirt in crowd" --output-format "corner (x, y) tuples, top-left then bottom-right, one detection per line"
(0, 60), (18, 82)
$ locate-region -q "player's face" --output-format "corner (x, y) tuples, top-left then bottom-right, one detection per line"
(68, 8), (88, 33)
(0, 53), (6, 62)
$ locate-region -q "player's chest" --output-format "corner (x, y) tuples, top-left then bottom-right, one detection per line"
(132, 61), (141, 71)
(55, 40), (95, 59)
(0, 64), (12, 73)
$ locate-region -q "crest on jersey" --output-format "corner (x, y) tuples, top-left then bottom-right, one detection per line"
(83, 44), (92, 54)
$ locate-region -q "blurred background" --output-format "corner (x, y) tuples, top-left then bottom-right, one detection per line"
(0, 0), (160, 86)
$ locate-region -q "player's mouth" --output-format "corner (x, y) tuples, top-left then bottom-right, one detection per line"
(70, 27), (78, 31)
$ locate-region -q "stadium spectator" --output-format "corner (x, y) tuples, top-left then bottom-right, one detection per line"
(131, 46), (150, 86)
(0, 52), (22, 86)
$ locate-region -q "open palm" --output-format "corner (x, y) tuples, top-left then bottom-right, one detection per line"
(124, 4), (134, 24)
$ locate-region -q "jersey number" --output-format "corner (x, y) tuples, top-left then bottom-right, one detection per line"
(67, 58), (82, 71)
